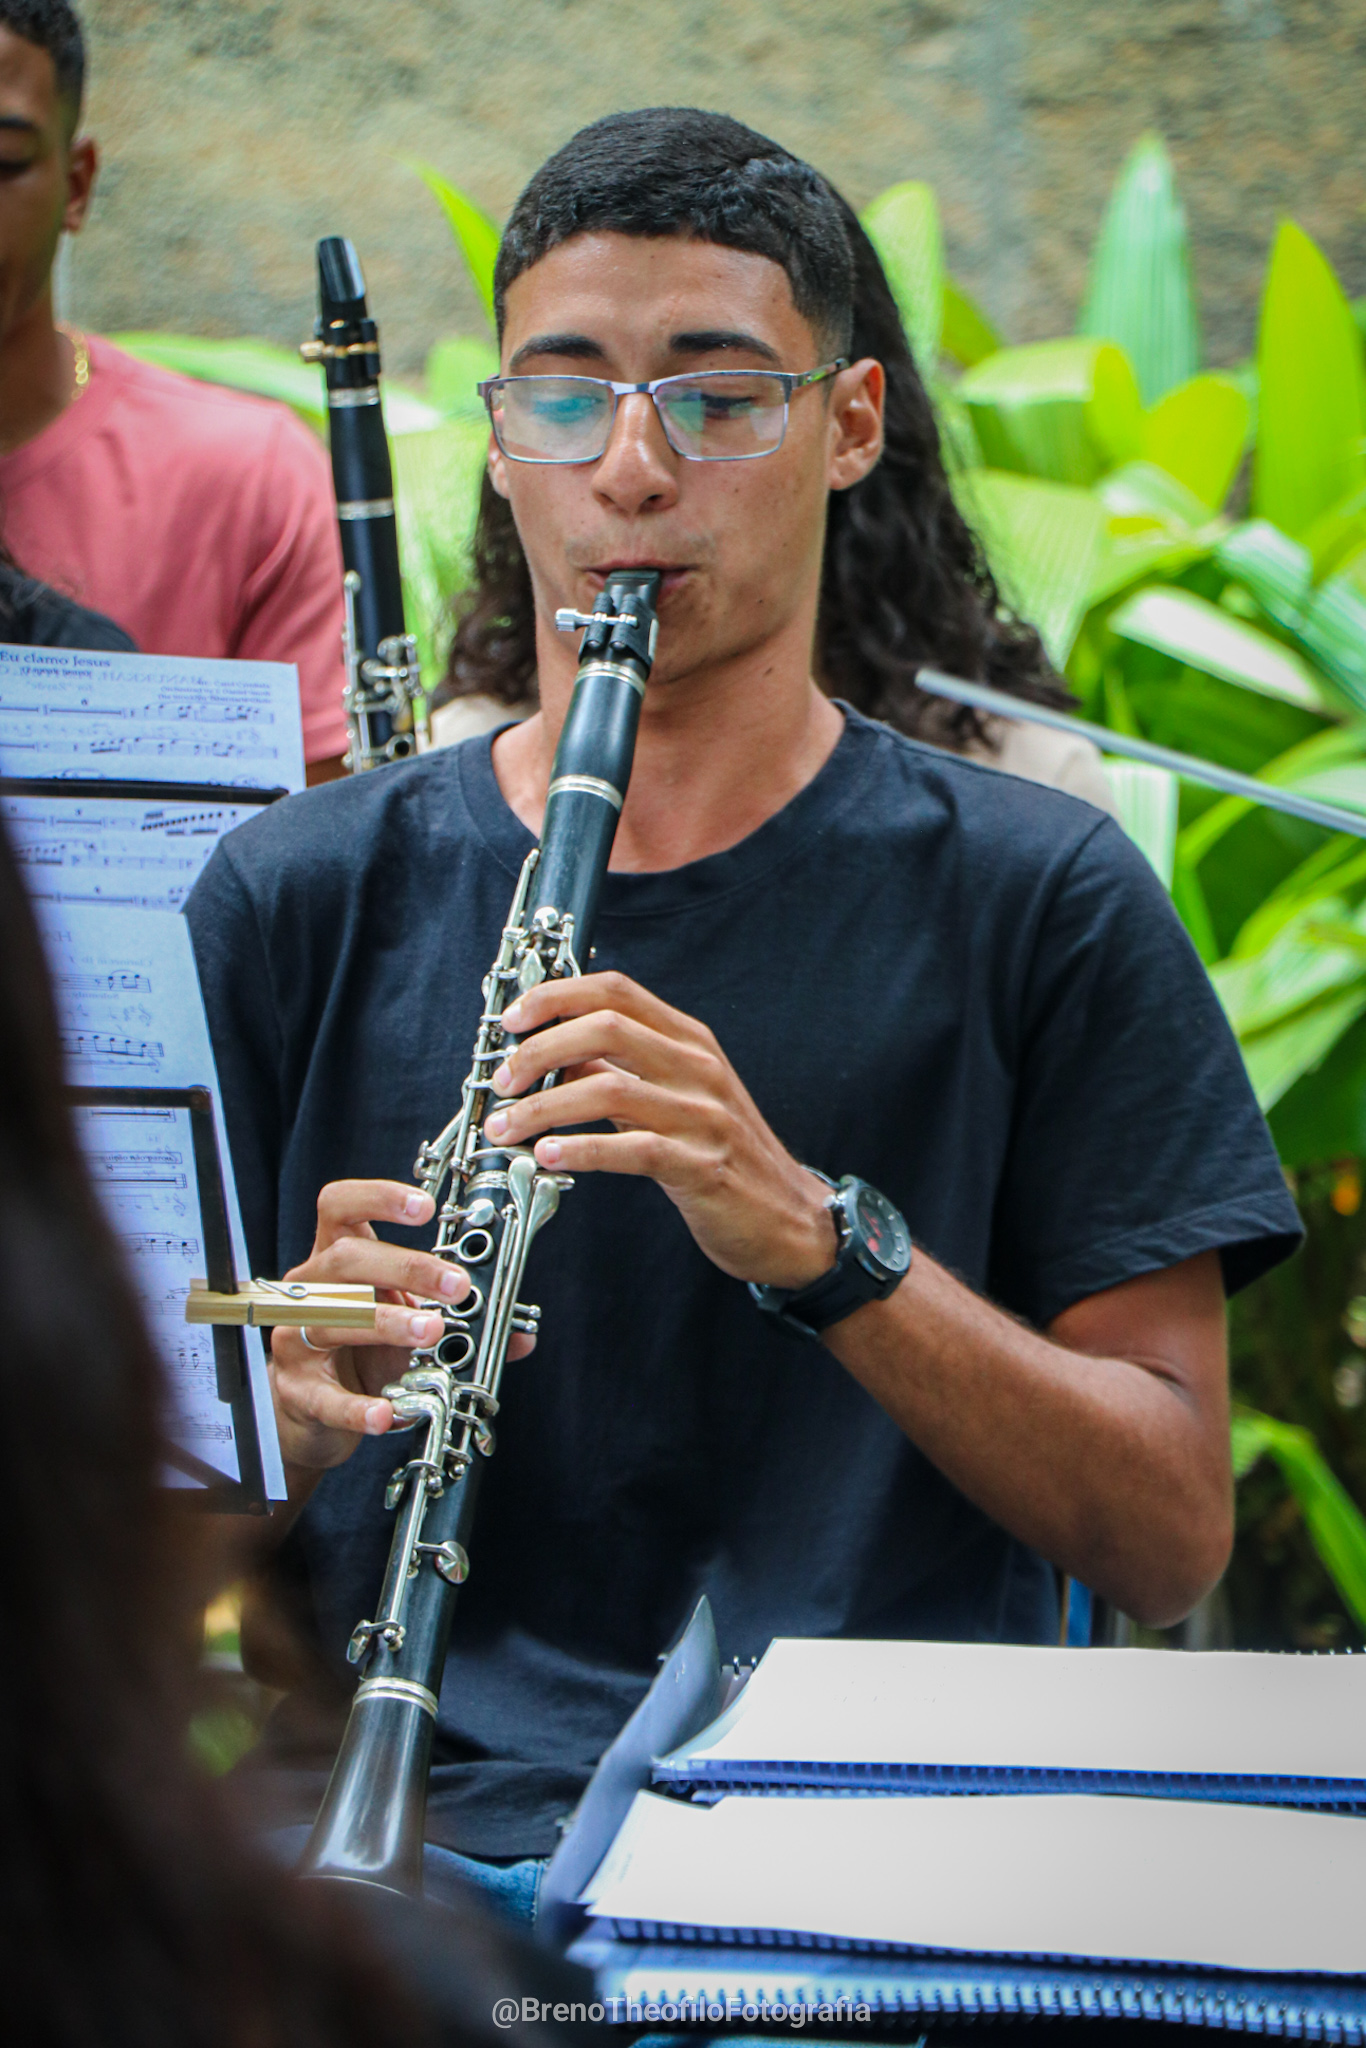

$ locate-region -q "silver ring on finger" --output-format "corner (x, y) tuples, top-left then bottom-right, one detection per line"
(298, 1325), (335, 1355)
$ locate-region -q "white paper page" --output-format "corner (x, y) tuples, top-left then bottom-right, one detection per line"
(665, 1637), (1366, 1784)
(0, 643), (305, 791)
(587, 1790), (1366, 1977)
(35, 901), (286, 1498)
(74, 1098), (236, 1467)
(4, 789), (271, 911)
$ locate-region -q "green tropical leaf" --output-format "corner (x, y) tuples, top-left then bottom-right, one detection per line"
(957, 338), (1142, 486)
(957, 469), (1105, 665)
(112, 332), (330, 432)
(1086, 530), (1212, 610)
(1108, 584), (1330, 711)
(941, 277), (1000, 368)
(1132, 668), (1326, 779)
(1301, 485), (1366, 581)
(424, 334), (499, 420)
(1105, 762), (1178, 886)
(861, 181), (944, 372)
(1176, 725), (1366, 869)
(1171, 853), (1219, 963)
(1211, 897), (1366, 1108)
(1078, 134), (1201, 406)
(1216, 521), (1312, 630)
(1254, 221), (1366, 539)
(1085, 462), (1223, 606)
(1299, 572), (1366, 714)
(1233, 838), (1366, 958)
(391, 417), (490, 681)
(1231, 1409), (1366, 1630)
(1098, 461), (1218, 531)
(1141, 373), (1249, 508)
(1214, 523), (1366, 715)
(408, 161), (500, 328)
(1269, 1008), (1366, 1166)
(111, 330), (443, 436)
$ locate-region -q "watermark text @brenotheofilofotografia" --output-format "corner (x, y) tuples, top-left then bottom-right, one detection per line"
(491, 1994), (876, 2027)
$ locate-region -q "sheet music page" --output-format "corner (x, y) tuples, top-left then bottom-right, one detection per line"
(34, 901), (286, 1498)
(3, 789), (271, 911)
(663, 1636), (1366, 1783)
(72, 1096), (236, 1470)
(0, 643), (305, 790)
(586, 1789), (1366, 1976)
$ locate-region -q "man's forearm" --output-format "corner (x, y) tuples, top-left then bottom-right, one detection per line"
(822, 1248), (1232, 1628)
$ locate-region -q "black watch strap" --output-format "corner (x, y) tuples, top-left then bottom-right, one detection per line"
(749, 1174), (912, 1341)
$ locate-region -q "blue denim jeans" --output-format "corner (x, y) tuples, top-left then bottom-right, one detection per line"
(266, 1823), (545, 1926)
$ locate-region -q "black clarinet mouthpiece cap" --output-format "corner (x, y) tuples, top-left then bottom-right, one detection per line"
(317, 236), (368, 325)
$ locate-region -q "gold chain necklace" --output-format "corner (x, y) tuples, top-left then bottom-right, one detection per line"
(56, 321), (90, 401)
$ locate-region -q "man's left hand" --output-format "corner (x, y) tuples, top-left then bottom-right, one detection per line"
(485, 971), (836, 1289)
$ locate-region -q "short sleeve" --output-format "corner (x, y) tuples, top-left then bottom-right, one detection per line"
(232, 412), (350, 766)
(987, 815), (1303, 1327)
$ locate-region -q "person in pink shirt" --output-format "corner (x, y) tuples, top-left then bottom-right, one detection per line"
(0, 1), (349, 780)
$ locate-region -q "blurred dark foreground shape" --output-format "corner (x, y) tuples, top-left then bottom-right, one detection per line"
(0, 812), (603, 2047)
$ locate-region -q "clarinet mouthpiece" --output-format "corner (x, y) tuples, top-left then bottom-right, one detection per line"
(316, 236), (368, 325)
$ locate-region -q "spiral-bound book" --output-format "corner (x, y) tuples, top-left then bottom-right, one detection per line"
(569, 1790), (1366, 2037)
(652, 1635), (1366, 1809)
(549, 1615), (1366, 2034)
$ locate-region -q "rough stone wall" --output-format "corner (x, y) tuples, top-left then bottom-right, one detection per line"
(66, 0), (1366, 378)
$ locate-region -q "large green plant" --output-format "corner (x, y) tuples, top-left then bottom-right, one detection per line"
(866, 139), (1366, 1638)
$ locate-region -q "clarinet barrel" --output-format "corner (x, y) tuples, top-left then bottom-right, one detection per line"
(298, 571), (661, 1895)
(305, 236), (421, 773)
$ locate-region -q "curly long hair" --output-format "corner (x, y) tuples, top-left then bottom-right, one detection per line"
(440, 109), (1067, 743)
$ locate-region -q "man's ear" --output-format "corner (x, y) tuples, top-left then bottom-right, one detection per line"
(62, 135), (97, 235)
(487, 433), (511, 502)
(828, 357), (885, 493)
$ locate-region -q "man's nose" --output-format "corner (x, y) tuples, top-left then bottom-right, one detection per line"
(592, 391), (679, 515)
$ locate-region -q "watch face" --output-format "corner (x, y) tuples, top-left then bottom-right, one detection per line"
(852, 1184), (912, 1276)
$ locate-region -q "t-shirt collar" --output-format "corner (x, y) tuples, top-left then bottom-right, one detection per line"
(0, 334), (128, 491)
(455, 702), (884, 920)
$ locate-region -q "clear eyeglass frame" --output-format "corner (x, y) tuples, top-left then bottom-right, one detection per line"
(476, 360), (850, 465)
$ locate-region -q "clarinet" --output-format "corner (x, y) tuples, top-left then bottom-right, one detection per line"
(302, 236), (423, 774)
(299, 570), (662, 1895)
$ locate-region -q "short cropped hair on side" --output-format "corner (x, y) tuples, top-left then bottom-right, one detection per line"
(493, 106), (856, 358)
(0, 0), (85, 128)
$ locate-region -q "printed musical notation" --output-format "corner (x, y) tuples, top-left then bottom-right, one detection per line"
(36, 903), (285, 1497)
(73, 1100), (231, 1455)
(0, 644), (306, 791)
(61, 1031), (166, 1071)
(4, 792), (270, 910)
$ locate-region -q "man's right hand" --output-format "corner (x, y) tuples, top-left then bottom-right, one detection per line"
(270, 1179), (514, 1486)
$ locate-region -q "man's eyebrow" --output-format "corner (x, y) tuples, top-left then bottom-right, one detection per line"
(506, 326), (786, 372)
(508, 332), (607, 371)
(0, 117), (40, 136)
(669, 329), (783, 363)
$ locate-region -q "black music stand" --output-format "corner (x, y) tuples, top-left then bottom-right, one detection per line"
(67, 1082), (269, 1512)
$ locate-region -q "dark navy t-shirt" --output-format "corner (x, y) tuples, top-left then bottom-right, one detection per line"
(186, 708), (1300, 1856)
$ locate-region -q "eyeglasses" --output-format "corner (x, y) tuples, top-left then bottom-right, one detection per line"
(476, 361), (849, 465)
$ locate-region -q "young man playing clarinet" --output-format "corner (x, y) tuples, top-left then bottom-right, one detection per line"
(189, 110), (1301, 1914)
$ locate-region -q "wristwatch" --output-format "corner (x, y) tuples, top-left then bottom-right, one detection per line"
(749, 1173), (913, 1341)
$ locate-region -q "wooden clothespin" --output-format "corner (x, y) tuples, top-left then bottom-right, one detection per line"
(186, 1278), (377, 1330)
